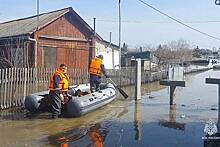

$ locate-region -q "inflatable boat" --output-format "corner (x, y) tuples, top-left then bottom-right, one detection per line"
(24, 83), (117, 117)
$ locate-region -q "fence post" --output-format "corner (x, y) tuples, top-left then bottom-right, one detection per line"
(3, 68), (8, 109)
(0, 68), (2, 109)
(9, 68), (14, 108)
(135, 58), (142, 101)
(22, 68), (27, 106)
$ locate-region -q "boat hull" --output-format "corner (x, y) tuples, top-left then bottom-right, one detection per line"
(24, 83), (117, 117)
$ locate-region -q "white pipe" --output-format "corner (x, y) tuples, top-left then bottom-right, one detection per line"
(28, 37), (37, 67)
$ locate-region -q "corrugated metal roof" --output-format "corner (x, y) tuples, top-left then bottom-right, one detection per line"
(0, 8), (70, 38)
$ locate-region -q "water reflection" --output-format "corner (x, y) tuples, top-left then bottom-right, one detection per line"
(134, 101), (142, 140)
(159, 105), (185, 131)
(49, 122), (109, 147)
(88, 123), (109, 147)
(123, 81), (165, 99)
(0, 108), (25, 120)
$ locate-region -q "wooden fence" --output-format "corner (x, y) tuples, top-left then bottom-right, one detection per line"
(0, 68), (88, 110)
(0, 67), (168, 110)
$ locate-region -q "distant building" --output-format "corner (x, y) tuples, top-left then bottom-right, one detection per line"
(95, 39), (119, 69)
(121, 51), (151, 68)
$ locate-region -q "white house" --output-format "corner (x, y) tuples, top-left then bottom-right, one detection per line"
(95, 39), (119, 69)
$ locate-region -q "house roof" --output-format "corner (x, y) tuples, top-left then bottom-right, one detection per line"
(124, 51), (151, 59)
(95, 39), (119, 51)
(0, 7), (102, 39)
(102, 40), (119, 50)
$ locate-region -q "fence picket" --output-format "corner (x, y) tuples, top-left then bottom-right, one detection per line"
(0, 67), (167, 110)
(3, 68), (7, 108)
(0, 69), (3, 109)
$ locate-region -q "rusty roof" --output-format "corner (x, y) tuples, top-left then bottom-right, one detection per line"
(0, 7), (101, 39)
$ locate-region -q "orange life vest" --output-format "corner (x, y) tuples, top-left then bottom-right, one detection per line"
(49, 69), (69, 92)
(89, 58), (103, 76)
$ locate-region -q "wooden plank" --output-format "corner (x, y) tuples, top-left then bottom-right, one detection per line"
(0, 68), (1, 84)
(15, 67), (19, 107)
(34, 68), (37, 83)
(39, 68), (41, 83)
(206, 78), (220, 85)
(27, 68), (30, 96)
(44, 67), (46, 83)
(3, 68), (8, 109)
(30, 68), (32, 84)
(45, 68), (48, 83)
(23, 68), (27, 106)
(0, 68), (3, 109)
(12, 67), (16, 107)
(160, 80), (185, 87)
(6, 68), (10, 108)
(46, 68), (48, 83)
(9, 68), (13, 108)
(30, 68), (33, 95)
(20, 68), (24, 106)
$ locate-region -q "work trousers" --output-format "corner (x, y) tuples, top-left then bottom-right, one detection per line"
(49, 90), (61, 117)
(90, 75), (101, 92)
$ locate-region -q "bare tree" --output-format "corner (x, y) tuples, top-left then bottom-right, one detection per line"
(154, 40), (193, 64)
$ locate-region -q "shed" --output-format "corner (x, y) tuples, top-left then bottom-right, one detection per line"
(0, 7), (100, 69)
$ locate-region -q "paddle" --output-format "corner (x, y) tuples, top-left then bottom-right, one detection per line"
(107, 78), (128, 99)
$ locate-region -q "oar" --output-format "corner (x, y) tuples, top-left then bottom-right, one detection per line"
(108, 78), (128, 99)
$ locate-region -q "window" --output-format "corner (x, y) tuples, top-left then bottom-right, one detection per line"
(44, 47), (57, 67)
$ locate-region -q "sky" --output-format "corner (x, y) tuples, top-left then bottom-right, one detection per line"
(1, 0), (220, 49)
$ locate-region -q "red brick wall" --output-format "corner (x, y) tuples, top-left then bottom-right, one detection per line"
(34, 15), (91, 69)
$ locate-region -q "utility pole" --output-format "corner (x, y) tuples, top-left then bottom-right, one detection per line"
(93, 17), (96, 36)
(119, 0), (121, 68)
(37, 0), (39, 29)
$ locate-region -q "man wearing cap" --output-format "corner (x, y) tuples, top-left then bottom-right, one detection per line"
(89, 55), (109, 92)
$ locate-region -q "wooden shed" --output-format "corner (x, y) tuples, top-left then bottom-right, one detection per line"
(0, 7), (99, 69)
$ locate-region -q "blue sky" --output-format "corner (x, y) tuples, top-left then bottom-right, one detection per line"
(1, 0), (220, 49)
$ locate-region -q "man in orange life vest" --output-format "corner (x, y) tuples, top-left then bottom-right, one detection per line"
(89, 55), (109, 92)
(49, 64), (69, 119)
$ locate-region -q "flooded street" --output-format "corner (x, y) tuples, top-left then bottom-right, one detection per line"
(0, 68), (220, 147)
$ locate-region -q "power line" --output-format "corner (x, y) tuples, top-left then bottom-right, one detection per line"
(84, 18), (141, 23)
(137, 0), (220, 41)
(86, 18), (220, 24)
(153, 20), (220, 24)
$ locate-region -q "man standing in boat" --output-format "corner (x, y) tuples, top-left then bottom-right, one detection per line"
(89, 55), (109, 92)
(49, 64), (69, 119)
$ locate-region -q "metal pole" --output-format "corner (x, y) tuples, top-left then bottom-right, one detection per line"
(93, 17), (96, 36)
(110, 32), (112, 43)
(37, 0), (39, 29)
(36, 0), (39, 68)
(119, 0), (121, 68)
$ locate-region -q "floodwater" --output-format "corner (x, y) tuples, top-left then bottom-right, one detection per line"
(0, 68), (220, 147)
